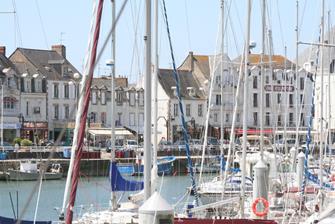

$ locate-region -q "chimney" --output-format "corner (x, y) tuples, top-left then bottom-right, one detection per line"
(0, 46), (6, 56)
(189, 51), (194, 72)
(52, 45), (66, 58)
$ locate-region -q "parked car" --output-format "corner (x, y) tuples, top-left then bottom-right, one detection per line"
(124, 139), (138, 150)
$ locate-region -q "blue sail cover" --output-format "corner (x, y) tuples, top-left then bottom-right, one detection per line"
(0, 216), (51, 224)
(110, 161), (144, 191)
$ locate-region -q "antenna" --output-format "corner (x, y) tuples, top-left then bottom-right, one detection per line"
(60, 32), (65, 44)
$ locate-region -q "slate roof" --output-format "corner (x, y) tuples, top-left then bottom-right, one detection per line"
(92, 76), (129, 89)
(10, 47), (80, 80)
(158, 69), (206, 100)
(0, 54), (19, 77)
(233, 54), (296, 70)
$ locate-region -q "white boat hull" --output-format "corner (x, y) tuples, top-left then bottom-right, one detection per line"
(7, 170), (63, 181)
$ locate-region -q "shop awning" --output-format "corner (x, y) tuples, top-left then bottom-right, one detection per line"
(88, 128), (134, 137)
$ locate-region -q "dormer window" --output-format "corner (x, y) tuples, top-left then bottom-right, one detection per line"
(101, 91), (106, 105)
(186, 87), (195, 97)
(92, 91), (97, 104)
(171, 86), (177, 96)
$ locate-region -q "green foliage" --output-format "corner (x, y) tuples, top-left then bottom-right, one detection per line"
(13, 137), (22, 145)
(21, 139), (33, 146)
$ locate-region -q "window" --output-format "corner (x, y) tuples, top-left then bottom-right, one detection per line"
(129, 92), (135, 106)
(214, 113), (218, 122)
(129, 113), (135, 126)
(92, 91), (97, 105)
(289, 94), (293, 107)
(277, 115), (282, 126)
(116, 91), (123, 105)
(138, 91), (144, 106)
(53, 84), (59, 98)
(289, 113), (294, 126)
(198, 104), (203, 117)
(186, 104), (191, 116)
(117, 112), (122, 126)
(253, 76), (257, 89)
(64, 84), (69, 99)
(300, 77), (304, 90)
(265, 112), (270, 126)
(25, 80), (30, 92)
(139, 113), (144, 127)
(36, 79), (42, 92)
(253, 112), (258, 126)
(101, 112), (106, 125)
(90, 112), (96, 123)
(54, 104), (59, 120)
(300, 113), (305, 126)
(216, 75), (221, 86)
(33, 107), (40, 114)
(237, 113), (240, 123)
(277, 94), (281, 104)
(266, 93), (270, 107)
(300, 94), (304, 105)
(225, 113), (229, 122)
(215, 94), (221, 105)
(26, 101), (29, 116)
(64, 105), (69, 119)
(31, 78), (35, 92)
(173, 104), (178, 117)
(265, 76), (269, 84)
(101, 91), (106, 105)
(4, 101), (14, 110)
(253, 93), (258, 107)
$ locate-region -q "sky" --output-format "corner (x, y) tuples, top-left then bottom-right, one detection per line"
(0, 0), (333, 83)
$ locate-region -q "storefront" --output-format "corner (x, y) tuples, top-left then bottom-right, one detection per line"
(21, 122), (48, 145)
(3, 123), (21, 142)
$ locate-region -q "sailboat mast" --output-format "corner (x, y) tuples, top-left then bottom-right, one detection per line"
(110, 0), (117, 211)
(327, 10), (331, 153)
(151, 0), (159, 192)
(241, 0), (251, 218)
(294, 0), (300, 172)
(319, 0), (325, 199)
(260, 0), (266, 159)
(144, 0), (152, 200)
(220, 0), (225, 183)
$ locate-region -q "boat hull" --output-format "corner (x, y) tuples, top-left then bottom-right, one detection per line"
(174, 218), (277, 224)
(0, 216), (51, 224)
(7, 170), (62, 181)
(132, 156), (175, 176)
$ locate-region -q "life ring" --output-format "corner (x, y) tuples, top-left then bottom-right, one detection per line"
(252, 197), (269, 217)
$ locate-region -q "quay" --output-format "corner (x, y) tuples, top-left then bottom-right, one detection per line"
(0, 150), (221, 178)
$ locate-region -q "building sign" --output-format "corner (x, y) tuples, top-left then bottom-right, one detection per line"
(3, 123), (21, 129)
(264, 85), (294, 92)
(23, 122), (48, 129)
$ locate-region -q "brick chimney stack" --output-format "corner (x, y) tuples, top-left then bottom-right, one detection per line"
(52, 45), (66, 58)
(0, 46), (6, 56)
(189, 51), (194, 72)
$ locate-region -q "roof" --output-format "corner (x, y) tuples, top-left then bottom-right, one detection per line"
(0, 54), (19, 77)
(233, 54), (296, 70)
(10, 47), (80, 81)
(158, 68), (206, 100)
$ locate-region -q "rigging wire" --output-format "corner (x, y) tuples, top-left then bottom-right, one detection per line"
(34, 0), (49, 48)
(161, 0), (199, 207)
(11, 0), (23, 47)
(183, 0), (192, 51)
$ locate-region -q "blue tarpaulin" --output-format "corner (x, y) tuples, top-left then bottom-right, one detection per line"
(109, 161), (143, 191)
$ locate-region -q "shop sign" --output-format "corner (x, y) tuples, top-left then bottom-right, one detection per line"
(3, 123), (21, 129)
(23, 122), (48, 129)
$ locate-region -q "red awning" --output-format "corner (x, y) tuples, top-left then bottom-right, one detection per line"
(4, 97), (18, 103)
(235, 129), (273, 135)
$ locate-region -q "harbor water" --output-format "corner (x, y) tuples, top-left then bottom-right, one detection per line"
(0, 175), (195, 221)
